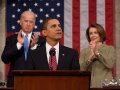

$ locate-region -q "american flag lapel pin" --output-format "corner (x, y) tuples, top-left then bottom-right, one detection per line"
(62, 53), (65, 56)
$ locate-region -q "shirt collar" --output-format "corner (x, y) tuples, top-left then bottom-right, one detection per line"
(22, 31), (32, 39)
(46, 42), (59, 52)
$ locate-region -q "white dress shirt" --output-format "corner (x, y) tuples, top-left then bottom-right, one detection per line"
(46, 42), (59, 64)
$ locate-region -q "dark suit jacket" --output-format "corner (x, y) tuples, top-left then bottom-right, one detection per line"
(1, 33), (45, 87)
(28, 44), (80, 70)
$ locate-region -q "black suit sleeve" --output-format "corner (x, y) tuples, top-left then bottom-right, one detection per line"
(37, 36), (45, 47)
(71, 49), (80, 70)
(1, 35), (19, 64)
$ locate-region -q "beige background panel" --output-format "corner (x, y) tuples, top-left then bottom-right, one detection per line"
(0, 0), (6, 81)
(115, 0), (120, 79)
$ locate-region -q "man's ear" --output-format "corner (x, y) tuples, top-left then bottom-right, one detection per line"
(41, 30), (47, 36)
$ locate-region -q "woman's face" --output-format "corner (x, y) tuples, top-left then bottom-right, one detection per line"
(89, 27), (101, 42)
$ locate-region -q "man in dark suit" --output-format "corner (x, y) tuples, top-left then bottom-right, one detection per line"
(1, 10), (45, 87)
(29, 18), (80, 70)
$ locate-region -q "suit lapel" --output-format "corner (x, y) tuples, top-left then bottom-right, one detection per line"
(57, 45), (66, 69)
(41, 45), (50, 69)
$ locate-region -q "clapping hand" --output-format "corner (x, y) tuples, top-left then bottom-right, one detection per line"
(88, 41), (102, 62)
(17, 30), (24, 45)
(30, 33), (39, 47)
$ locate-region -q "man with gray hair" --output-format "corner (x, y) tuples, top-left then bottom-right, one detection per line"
(1, 10), (45, 87)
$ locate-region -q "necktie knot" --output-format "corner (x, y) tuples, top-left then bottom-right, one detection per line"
(25, 34), (28, 38)
(49, 47), (56, 56)
(50, 47), (55, 50)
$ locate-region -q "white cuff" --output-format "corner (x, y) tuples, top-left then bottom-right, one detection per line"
(16, 42), (23, 50)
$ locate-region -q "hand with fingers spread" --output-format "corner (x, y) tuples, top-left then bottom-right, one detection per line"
(17, 30), (24, 45)
(30, 33), (39, 47)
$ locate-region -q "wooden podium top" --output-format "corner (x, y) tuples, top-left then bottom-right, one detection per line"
(13, 70), (91, 76)
(13, 70), (91, 90)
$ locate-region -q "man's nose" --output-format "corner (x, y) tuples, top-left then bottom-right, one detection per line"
(27, 22), (30, 26)
(56, 26), (62, 31)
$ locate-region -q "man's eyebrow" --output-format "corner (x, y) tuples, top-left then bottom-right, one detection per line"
(58, 24), (61, 27)
(51, 24), (56, 27)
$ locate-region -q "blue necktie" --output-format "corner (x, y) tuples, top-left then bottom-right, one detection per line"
(24, 34), (29, 61)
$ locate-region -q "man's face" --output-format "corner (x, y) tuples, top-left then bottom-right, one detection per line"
(20, 13), (35, 33)
(43, 19), (63, 41)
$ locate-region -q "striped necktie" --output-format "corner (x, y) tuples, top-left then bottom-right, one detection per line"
(49, 48), (57, 71)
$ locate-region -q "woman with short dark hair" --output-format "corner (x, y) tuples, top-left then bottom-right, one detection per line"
(79, 23), (116, 88)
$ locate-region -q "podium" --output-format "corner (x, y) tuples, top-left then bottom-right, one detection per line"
(13, 70), (91, 90)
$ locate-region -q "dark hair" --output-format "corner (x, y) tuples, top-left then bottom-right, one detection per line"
(86, 23), (106, 42)
(41, 18), (58, 31)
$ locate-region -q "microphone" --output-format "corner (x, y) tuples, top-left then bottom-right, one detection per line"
(49, 48), (56, 70)
(49, 48), (56, 56)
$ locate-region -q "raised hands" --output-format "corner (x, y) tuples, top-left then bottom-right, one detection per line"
(88, 41), (102, 62)
(17, 30), (39, 48)
(30, 33), (39, 47)
(17, 30), (24, 45)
